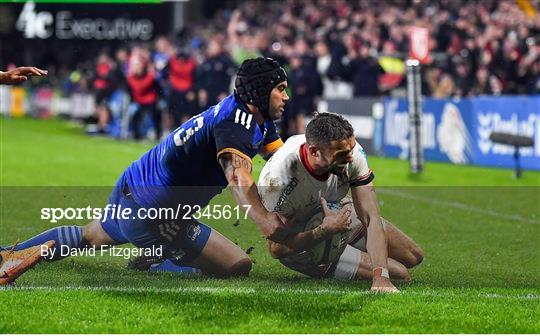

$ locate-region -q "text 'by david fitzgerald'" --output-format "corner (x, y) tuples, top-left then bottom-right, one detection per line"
(41, 245), (162, 260)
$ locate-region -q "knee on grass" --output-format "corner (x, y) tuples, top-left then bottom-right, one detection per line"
(392, 262), (412, 282)
(224, 258), (252, 277)
(403, 245), (424, 269)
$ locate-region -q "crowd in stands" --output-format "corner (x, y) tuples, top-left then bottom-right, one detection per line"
(82, 36), (237, 139)
(7, 0), (539, 140)
(214, 0), (539, 99)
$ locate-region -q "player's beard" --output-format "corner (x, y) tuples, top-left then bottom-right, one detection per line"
(323, 157), (347, 175)
(329, 162), (348, 175)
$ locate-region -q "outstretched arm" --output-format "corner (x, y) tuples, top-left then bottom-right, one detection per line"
(226, 10), (242, 53)
(351, 182), (398, 292)
(0, 67), (47, 85)
(218, 151), (287, 242)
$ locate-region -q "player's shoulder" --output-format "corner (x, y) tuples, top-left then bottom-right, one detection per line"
(349, 140), (371, 167)
(269, 135), (305, 164)
(279, 135), (306, 155)
(213, 94), (257, 131)
(347, 140), (374, 185)
(352, 140), (368, 159)
(258, 135), (305, 184)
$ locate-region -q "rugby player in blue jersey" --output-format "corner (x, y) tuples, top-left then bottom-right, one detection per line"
(0, 58), (291, 284)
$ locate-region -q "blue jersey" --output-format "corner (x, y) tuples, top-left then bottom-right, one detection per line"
(123, 94), (282, 208)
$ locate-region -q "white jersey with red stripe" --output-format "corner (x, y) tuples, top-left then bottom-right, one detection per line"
(257, 134), (374, 234)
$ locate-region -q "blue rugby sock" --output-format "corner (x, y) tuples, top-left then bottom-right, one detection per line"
(149, 259), (201, 274)
(5, 226), (83, 260)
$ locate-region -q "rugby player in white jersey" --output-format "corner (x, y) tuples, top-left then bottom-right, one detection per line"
(258, 112), (423, 292)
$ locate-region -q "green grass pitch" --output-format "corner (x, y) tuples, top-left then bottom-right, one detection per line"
(1, 117), (539, 333)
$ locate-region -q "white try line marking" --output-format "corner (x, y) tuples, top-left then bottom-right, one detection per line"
(1, 285), (538, 301)
(377, 189), (540, 225)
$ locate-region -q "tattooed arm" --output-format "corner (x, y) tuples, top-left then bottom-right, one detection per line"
(218, 151), (287, 242)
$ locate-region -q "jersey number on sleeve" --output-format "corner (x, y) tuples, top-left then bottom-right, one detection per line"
(174, 116), (204, 147)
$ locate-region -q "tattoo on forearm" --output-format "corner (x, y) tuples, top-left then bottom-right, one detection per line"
(232, 154), (251, 170)
(219, 153), (252, 181)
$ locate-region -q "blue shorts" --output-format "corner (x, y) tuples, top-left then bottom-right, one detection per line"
(100, 173), (211, 262)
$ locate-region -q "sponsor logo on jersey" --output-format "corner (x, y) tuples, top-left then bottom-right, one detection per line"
(234, 109), (253, 130)
(274, 177), (299, 212)
(186, 224), (202, 241)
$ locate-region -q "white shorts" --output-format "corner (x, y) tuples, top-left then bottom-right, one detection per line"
(333, 245), (362, 280)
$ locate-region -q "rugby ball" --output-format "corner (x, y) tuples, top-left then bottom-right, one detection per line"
(303, 202), (351, 266)
(279, 202), (353, 278)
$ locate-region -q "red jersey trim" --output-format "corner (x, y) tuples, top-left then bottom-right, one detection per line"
(299, 144), (330, 182)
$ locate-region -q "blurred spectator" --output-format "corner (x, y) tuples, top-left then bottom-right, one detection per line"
(346, 42), (382, 97)
(425, 67), (442, 97)
(127, 57), (162, 140)
(92, 52), (115, 133)
(227, 10), (262, 65)
(433, 73), (455, 98)
(469, 66), (493, 96)
(62, 70), (88, 95)
(196, 36), (237, 107)
(152, 37), (173, 131)
(254, 29), (287, 65)
(516, 42), (540, 94)
(315, 39), (352, 99)
(452, 60), (474, 97)
(168, 48), (197, 127)
(113, 48), (129, 90)
(286, 54), (318, 135)
(153, 37), (173, 81)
